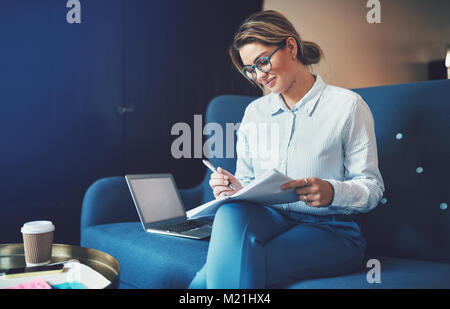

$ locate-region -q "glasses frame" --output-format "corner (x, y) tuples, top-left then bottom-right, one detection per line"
(241, 40), (286, 80)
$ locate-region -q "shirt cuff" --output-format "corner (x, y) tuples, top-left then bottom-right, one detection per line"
(325, 179), (352, 208)
(236, 177), (252, 188)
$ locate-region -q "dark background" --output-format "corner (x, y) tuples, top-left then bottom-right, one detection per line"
(0, 0), (263, 244)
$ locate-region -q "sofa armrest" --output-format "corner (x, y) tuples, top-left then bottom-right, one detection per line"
(80, 177), (138, 231)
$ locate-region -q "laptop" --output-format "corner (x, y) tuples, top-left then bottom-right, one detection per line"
(125, 174), (212, 240)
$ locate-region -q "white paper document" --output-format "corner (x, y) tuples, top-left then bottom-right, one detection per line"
(186, 169), (299, 220)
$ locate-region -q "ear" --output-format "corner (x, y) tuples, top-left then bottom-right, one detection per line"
(286, 37), (298, 59)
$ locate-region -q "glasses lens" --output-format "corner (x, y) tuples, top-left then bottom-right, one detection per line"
(256, 58), (271, 73)
(243, 67), (256, 80)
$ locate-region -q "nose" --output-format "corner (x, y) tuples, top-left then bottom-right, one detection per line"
(254, 69), (268, 83)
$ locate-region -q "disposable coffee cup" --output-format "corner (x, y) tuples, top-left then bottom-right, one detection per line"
(21, 221), (55, 267)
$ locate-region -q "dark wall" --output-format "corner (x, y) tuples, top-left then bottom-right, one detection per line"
(0, 0), (262, 244)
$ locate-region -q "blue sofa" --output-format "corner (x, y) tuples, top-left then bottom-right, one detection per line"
(80, 79), (450, 289)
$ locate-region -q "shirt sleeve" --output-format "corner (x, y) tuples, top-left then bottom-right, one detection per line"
(234, 110), (255, 188)
(325, 96), (385, 215)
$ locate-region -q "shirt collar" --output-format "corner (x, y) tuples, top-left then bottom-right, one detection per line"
(270, 74), (326, 117)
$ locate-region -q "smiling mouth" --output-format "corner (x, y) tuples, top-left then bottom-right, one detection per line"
(263, 77), (276, 87)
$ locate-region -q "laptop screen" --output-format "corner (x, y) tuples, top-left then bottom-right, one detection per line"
(127, 175), (185, 224)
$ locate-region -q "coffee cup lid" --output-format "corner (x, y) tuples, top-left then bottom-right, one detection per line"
(21, 221), (55, 234)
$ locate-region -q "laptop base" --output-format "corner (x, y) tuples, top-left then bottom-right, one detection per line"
(146, 225), (212, 240)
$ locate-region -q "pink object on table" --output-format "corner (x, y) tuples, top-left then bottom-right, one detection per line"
(4, 278), (52, 289)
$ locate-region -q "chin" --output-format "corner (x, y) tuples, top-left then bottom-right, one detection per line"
(269, 88), (282, 94)
(263, 83), (279, 94)
(269, 78), (288, 94)
(267, 84), (284, 94)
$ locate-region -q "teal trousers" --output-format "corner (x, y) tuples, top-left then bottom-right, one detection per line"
(188, 202), (367, 288)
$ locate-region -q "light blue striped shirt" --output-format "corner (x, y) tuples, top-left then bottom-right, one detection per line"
(235, 74), (385, 216)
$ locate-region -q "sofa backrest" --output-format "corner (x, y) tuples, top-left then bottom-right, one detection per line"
(353, 79), (450, 263)
(200, 95), (256, 203)
(201, 79), (450, 263)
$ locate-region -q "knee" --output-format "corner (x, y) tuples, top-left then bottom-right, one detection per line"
(215, 202), (255, 224)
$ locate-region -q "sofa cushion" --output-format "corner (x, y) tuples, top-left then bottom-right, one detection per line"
(82, 223), (450, 289)
(284, 256), (450, 289)
(81, 222), (209, 289)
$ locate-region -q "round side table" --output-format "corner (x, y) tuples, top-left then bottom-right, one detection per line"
(0, 243), (120, 289)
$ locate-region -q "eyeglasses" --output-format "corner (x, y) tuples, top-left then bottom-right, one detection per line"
(241, 41), (286, 80)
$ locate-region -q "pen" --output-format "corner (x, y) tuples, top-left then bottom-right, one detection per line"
(202, 159), (236, 190)
(0, 259), (79, 277)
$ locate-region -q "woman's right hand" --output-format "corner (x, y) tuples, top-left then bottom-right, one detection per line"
(209, 167), (243, 199)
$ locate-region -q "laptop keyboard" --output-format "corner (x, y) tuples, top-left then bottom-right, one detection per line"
(163, 220), (205, 233)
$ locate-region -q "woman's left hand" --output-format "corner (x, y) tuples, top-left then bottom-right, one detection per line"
(280, 177), (334, 207)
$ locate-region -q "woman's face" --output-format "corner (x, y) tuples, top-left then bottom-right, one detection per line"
(239, 39), (298, 94)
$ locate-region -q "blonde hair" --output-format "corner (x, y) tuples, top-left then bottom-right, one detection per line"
(229, 10), (324, 89)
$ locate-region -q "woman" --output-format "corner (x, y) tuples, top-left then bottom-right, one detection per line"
(189, 10), (384, 289)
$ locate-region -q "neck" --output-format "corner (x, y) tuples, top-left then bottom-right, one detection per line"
(281, 67), (316, 110)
